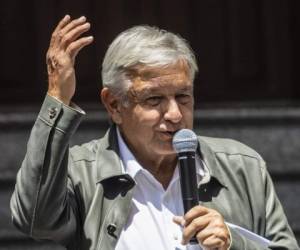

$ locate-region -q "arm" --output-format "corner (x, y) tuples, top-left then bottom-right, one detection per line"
(262, 163), (299, 249)
(10, 15), (93, 246)
(10, 95), (84, 244)
(228, 164), (299, 250)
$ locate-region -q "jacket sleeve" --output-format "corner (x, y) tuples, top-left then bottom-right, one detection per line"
(10, 95), (85, 247)
(230, 160), (300, 250)
(263, 162), (299, 249)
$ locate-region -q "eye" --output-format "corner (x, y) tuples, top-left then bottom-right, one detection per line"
(176, 94), (192, 104)
(144, 96), (163, 106)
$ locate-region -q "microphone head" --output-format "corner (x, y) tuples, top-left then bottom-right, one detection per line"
(172, 129), (198, 153)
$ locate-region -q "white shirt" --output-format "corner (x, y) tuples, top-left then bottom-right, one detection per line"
(115, 129), (208, 250)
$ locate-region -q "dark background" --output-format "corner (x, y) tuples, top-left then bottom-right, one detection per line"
(1, 0), (300, 249)
(1, 0), (300, 106)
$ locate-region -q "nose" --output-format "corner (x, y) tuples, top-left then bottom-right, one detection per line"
(163, 99), (183, 123)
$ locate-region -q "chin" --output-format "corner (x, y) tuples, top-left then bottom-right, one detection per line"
(154, 143), (176, 155)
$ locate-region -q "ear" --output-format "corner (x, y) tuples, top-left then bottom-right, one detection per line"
(100, 88), (123, 124)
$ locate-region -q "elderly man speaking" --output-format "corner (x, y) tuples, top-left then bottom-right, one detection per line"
(10, 15), (299, 250)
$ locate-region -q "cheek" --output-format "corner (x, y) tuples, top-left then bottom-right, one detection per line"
(134, 107), (162, 124)
(182, 106), (194, 125)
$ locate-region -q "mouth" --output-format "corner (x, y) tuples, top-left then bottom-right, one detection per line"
(165, 131), (177, 136)
(159, 130), (178, 139)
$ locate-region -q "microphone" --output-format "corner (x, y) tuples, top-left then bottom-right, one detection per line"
(172, 129), (199, 244)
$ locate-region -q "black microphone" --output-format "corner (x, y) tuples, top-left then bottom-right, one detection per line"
(172, 129), (199, 244)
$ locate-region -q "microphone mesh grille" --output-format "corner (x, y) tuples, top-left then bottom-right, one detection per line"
(172, 129), (198, 153)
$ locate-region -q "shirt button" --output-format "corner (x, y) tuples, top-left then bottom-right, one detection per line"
(48, 107), (58, 119)
(173, 232), (179, 240)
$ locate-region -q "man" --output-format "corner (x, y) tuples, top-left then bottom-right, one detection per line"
(10, 15), (299, 250)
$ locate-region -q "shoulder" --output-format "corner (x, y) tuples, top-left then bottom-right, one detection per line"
(199, 136), (264, 162)
(68, 139), (102, 189)
(199, 136), (268, 191)
(70, 139), (100, 163)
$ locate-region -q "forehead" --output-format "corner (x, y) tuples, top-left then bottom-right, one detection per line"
(128, 60), (192, 93)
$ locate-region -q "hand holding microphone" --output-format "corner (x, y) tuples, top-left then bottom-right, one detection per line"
(172, 129), (231, 250)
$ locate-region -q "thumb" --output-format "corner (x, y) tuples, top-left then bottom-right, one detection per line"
(173, 215), (186, 227)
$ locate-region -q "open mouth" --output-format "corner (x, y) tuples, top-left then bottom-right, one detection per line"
(164, 131), (177, 137)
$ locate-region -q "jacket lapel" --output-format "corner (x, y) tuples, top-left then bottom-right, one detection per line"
(197, 137), (231, 218)
(95, 126), (135, 250)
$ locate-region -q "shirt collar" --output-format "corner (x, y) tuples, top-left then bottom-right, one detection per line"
(117, 127), (143, 179)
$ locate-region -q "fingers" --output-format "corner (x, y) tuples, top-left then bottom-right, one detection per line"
(173, 216), (186, 226)
(67, 36), (94, 59)
(201, 234), (226, 249)
(61, 22), (91, 49)
(53, 15), (71, 35)
(184, 205), (209, 225)
(196, 226), (228, 247)
(60, 16), (87, 36)
(179, 205), (230, 249)
(47, 15), (93, 65)
(181, 215), (210, 245)
(50, 15), (92, 52)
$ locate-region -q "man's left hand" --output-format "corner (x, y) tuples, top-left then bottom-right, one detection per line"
(173, 205), (231, 250)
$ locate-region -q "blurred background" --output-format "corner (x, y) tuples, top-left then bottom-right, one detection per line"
(0, 0), (300, 248)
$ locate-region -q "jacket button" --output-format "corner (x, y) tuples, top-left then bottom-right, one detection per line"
(107, 224), (117, 238)
(48, 107), (58, 119)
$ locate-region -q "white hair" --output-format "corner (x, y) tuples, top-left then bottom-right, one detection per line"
(101, 25), (198, 98)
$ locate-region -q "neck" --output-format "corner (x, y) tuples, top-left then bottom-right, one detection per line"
(135, 153), (177, 189)
(117, 127), (178, 189)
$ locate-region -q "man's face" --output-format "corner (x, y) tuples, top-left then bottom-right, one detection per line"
(117, 61), (194, 159)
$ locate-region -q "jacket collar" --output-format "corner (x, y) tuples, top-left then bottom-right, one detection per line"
(96, 125), (227, 188)
(198, 137), (227, 188)
(96, 125), (125, 183)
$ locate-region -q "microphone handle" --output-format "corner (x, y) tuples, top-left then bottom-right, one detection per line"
(178, 151), (199, 244)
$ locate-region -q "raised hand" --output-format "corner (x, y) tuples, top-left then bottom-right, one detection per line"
(46, 15), (93, 105)
(173, 205), (231, 250)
